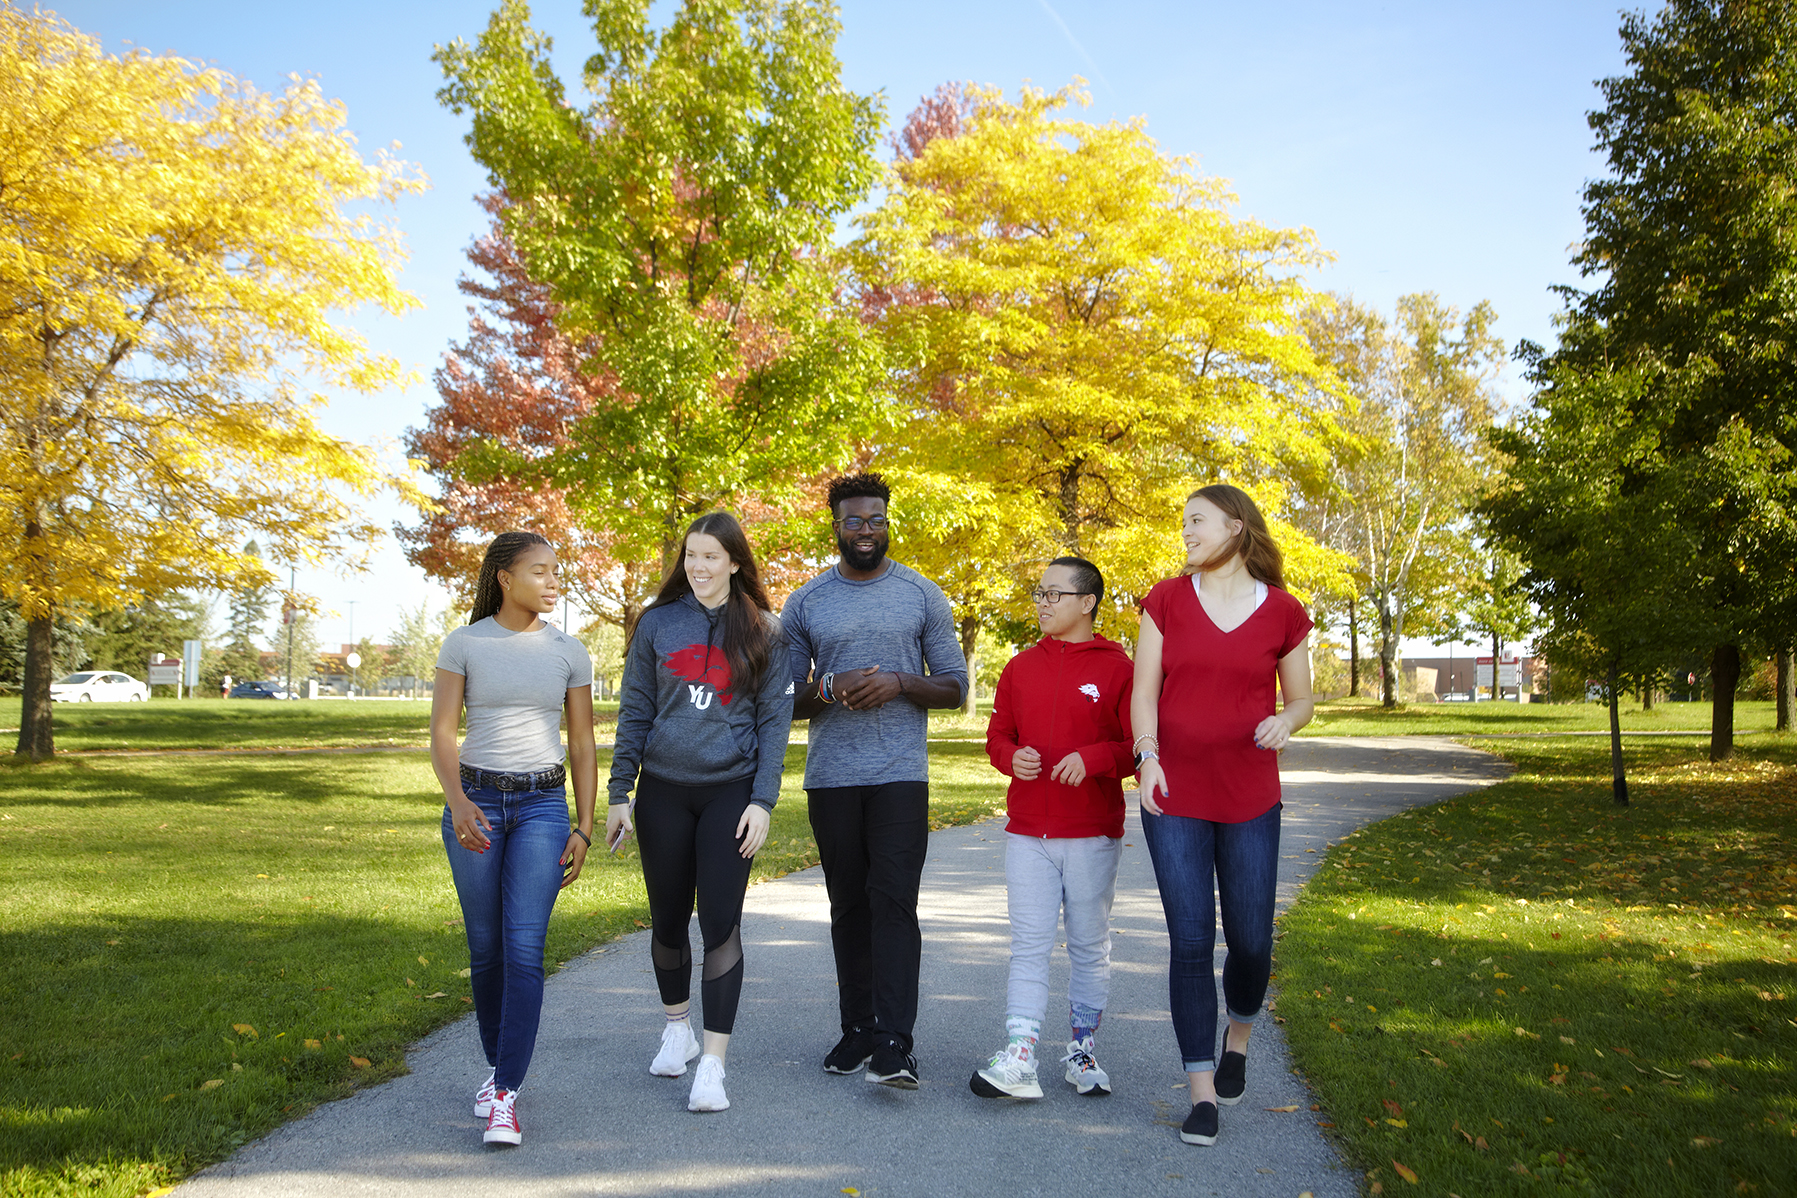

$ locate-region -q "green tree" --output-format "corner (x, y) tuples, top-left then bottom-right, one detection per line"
(1306, 294), (1503, 707)
(1460, 546), (1539, 698)
(1484, 358), (1693, 804)
(85, 595), (208, 692)
(389, 602), (451, 698)
(434, 0), (884, 617)
(220, 543), (274, 685)
(1557, 0), (1797, 759)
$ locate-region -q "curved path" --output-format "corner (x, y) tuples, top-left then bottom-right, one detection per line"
(178, 737), (1508, 1198)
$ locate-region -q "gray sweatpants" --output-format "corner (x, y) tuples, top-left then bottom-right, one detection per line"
(1004, 833), (1121, 1025)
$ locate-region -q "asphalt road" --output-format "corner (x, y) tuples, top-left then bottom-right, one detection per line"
(178, 736), (1509, 1198)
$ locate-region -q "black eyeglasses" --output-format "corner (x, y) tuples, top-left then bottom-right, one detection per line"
(836, 516), (890, 532)
(1031, 588), (1093, 605)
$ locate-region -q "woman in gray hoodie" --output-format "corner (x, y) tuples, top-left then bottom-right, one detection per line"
(606, 511), (794, 1113)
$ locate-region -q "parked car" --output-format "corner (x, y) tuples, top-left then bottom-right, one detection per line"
(230, 681), (294, 700)
(50, 671), (150, 703)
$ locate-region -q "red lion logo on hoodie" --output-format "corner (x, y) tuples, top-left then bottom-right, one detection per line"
(664, 643), (734, 706)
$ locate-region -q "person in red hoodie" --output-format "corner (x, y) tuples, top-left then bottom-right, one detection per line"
(972, 556), (1134, 1101)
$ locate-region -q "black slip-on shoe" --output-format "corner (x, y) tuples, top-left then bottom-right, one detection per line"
(1214, 1050), (1247, 1106)
(1180, 1101), (1219, 1145)
(823, 1027), (876, 1075)
(865, 1038), (919, 1090)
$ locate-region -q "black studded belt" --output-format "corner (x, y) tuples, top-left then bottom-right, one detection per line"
(459, 762), (567, 792)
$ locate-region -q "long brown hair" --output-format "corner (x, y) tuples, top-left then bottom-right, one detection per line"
(640, 512), (775, 695)
(470, 531), (552, 623)
(1187, 484), (1285, 589)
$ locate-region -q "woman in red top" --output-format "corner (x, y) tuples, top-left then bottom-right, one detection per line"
(1131, 484), (1314, 1148)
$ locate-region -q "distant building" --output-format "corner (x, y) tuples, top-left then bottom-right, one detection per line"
(1404, 654), (1542, 700)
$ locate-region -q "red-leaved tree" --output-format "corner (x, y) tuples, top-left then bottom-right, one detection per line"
(400, 194), (655, 629)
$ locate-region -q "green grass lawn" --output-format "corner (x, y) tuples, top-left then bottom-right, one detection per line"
(1301, 696), (1777, 738)
(1275, 733), (1797, 1196)
(0, 740), (1006, 1198)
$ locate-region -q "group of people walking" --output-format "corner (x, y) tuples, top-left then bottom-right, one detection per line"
(428, 473), (1313, 1151)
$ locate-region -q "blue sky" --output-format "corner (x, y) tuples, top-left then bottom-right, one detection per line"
(56, 0), (1645, 654)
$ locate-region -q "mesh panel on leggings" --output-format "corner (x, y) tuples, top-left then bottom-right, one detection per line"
(650, 933), (692, 1007)
(699, 924), (745, 1034)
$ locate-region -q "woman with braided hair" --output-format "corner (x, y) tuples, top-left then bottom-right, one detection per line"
(431, 531), (597, 1146)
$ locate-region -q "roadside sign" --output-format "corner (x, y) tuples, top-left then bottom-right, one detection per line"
(148, 656), (181, 686)
(182, 639), (202, 688)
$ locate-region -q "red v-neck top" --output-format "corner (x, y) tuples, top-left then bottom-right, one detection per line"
(1140, 575), (1313, 823)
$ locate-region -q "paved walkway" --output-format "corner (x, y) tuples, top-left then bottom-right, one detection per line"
(178, 737), (1508, 1198)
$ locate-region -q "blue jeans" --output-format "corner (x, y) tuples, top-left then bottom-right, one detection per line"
(1141, 803), (1280, 1073)
(442, 783), (568, 1091)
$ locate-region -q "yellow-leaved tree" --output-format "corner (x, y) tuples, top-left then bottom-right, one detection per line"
(858, 83), (1350, 689)
(0, 9), (425, 758)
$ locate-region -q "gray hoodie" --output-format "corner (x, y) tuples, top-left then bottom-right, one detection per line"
(608, 592), (795, 809)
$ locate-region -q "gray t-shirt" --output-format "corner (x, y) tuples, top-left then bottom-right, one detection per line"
(782, 560), (968, 788)
(437, 617), (594, 773)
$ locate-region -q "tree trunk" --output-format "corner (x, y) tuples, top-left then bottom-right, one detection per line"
(1607, 657), (1627, 807)
(957, 614), (980, 716)
(1348, 603), (1360, 697)
(1709, 643), (1740, 763)
(16, 614), (55, 760)
(1777, 647), (1793, 733)
(1641, 671), (1654, 711)
(1378, 597), (1398, 709)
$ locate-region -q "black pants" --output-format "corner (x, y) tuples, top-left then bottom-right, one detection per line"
(807, 781), (930, 1048)
(635, 773), (756, 1035)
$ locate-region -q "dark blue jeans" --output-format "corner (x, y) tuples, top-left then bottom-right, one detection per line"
(442, 783), (568, 1091)
(1141, 802), (1280, 1073)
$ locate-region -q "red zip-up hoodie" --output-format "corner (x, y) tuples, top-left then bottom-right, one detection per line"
(986, 635), (1135, 839)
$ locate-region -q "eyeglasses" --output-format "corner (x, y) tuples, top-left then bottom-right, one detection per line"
(835, 516), (890, 532)
(1031, 588), (1093, 605)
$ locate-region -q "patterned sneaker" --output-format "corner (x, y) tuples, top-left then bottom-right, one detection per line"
(1180, 1100), (1218, 1146)
(1062, 1036), (1111, 1097)
(969, 1042), (1042, 1099)
(822, 1026), (877, 1075)
(865, 1036), (919, 1090)
(473, 1068), (497, 1117)
(1214, 1050), (1247, 1106)
(483, 1088), (521, 1146)
(651, 1019), (702, 1077)
(687, 1054), (729, 1112)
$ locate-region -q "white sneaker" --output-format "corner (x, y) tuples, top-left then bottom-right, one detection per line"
(651, 1019), (702, 1077)
(473, 1068), (497, 1117)
(482, 1087), (521, 1145)
(687, 1054), (729, 1112)
(1063, 1036), (1111, 1096)
(969, 1042), (1042, 1099)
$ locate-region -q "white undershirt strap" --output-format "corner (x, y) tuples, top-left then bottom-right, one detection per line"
(1192, 572), (1268, 611)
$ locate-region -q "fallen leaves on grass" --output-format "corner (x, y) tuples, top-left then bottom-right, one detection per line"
(1392, 1159), (1419, 1184)
(348, 1056), (370, 1068)
(231, 1023), (257, 1038)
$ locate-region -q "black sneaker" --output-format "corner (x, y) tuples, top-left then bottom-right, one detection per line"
(823, 1027), (876, 1075)
(864, 1037), (919, 1090)
(1214, 1050), (1247, 1106)
(1180, 1101), (1219, 1145)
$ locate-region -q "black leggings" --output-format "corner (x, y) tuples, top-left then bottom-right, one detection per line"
(634, 773), (757, 1035)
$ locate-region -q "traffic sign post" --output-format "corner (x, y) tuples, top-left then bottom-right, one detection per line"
(182, 639), (202, 699)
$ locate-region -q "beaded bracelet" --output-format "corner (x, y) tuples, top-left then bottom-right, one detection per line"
(1131, 734), (1159, 754)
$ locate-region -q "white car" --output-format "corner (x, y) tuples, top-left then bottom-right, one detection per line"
(50, 671), (151, 703)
